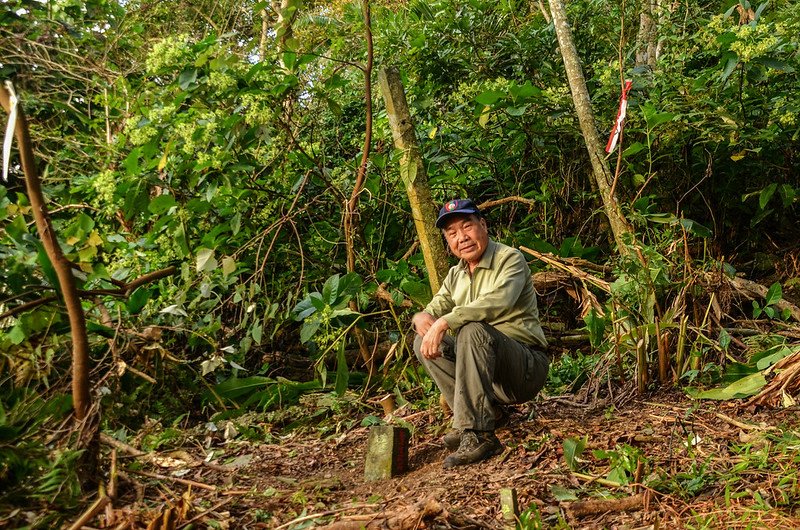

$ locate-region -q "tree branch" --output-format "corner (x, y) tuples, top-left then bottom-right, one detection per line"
(0, 267), (177, 320)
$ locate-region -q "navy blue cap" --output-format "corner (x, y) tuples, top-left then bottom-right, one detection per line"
(435, 198), (481, 228)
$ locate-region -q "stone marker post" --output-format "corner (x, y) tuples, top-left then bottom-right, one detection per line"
(364, 425), (410, 481)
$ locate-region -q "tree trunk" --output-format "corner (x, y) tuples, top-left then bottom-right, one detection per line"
(635, 0), (658, 68)
(548, 0), (634, 252)
(344, 0), (374, 375)
(274, 0), (300, 69)
(344, 0), (373, 275)
(1, 84), (91, 420)
(378, 67), (449, 294)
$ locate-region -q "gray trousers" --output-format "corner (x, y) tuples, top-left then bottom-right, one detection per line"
(414, 322), (549, 431)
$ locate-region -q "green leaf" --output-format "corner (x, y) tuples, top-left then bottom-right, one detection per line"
(7, 325), (26, 345)
(563, 436), (587, 471)
(37, 247), (59, 290)
(755, 346), (792, 370)
(506, 105), (527, 116)
(400, 279), (432, 307)
(127, 287), (152, 314)
(292, 298), (317, 320)
(765, 282), (782, 306)
(123, 148), (140, 176)
(755, 57), (795, 73)
(584, 309), (606, 347)
(475, 90), (505, 105)
(334, 341), (349, 396)
(695, 372), (767, 400)
(719, 329), (731, 351)
(478, 106), (491, 128)
(300, 318), (321, 343)
(759, 183), (777, 210)
(622, 142), (646, 157)
(283, 51), (297, 71)
(174, 223), (189, 258)
(87, 321), (115, 338)
(322, 274), (340, 305)
(213, 376), (273, 400)
(399, 158), (418, 185)
(550, 485), (579, 502)
(5, 214), (28, 244)
(644, 111), (674, 129)
(148, 194), (176, 215)
(308, 292), (326, 311)
(178, 68), (198, 90)
(779, 185), (796, 207)
(231, 212), (241, 236)
(679, 218), (712, 238)
(196, 248), (218, 272)
(720, 51), (739, 82)
(222, 257), (237, 277)
(251, 320), (263, 345)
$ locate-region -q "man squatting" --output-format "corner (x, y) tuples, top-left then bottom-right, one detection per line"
(412, 199), (550, 468)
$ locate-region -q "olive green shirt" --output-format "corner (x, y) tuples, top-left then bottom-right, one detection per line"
(424, 240), (548, 349)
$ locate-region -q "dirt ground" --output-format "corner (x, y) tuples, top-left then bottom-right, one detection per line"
(94, 390), (800, 530)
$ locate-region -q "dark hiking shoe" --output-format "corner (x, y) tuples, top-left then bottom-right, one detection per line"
(443, 430), (503, 468)
(443, 429), (461, 450)
(442, 407), (510, 450)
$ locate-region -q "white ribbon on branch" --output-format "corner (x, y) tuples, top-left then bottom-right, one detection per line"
(3, 80), (19, 182)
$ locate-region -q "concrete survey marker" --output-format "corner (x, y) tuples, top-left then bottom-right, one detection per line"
(364, 425), (410, 481)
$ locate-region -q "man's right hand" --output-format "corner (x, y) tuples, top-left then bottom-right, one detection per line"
(412, 312), (436, 338)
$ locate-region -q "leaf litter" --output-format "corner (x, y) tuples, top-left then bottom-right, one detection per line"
(85, 390), (800, 529)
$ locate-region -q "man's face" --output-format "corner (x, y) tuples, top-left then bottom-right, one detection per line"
(442, 214), (489, 267)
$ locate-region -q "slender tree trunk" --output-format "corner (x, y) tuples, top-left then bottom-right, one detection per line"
(344, 0), (373, 275)
(1, 84), (91, 420)
(274, 0), (299, 69)
(635, 0), (658, 68)
(259, 8), (271, 61)
(538, 0), (551, 23)
(378, 67), (449, 293)
(548, 0), (634, 252)
(344, 0), (374, 374)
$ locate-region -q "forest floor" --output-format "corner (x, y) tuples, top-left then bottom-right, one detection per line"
(90, 389), (800, 530)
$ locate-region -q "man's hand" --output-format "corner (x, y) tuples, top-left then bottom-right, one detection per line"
(419, 317), (449, 360)
(412, 312), (436, 337)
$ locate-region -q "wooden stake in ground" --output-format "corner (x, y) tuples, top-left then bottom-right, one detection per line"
(378, 67), (449, 294)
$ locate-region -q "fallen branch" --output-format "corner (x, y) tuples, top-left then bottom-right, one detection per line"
(714, 412), (772, 431)
(521, 247), (611, 293)
(273, 502), (386, 530)
(319, 498), (443, 530)
(572, 472), (624, 488)
(66, 492), (110, 530)
(175, 498), (234, 530)
(564, 492), (646, 517)
(100, 433), (145, 456)
(727, 276), (800, 322)
(128, 469), (217, 491)
(746, 350), (800, 408)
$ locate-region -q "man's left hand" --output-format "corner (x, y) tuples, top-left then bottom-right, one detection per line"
(420, 318), (450, 359)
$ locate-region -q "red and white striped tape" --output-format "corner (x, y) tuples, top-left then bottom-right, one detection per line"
(605, 80), (633, 154)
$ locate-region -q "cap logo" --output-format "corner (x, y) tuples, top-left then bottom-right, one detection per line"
(446, 200), (458, 211)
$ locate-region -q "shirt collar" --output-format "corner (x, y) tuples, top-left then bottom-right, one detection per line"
(458, 240), (497, 273)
